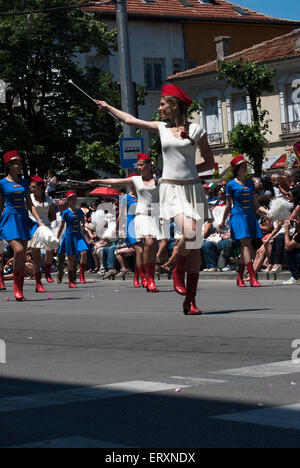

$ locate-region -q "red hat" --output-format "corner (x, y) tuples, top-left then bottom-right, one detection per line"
(65, 190), (76, 199)
(3, 150), (22, 165)
(161, 84), (193, 109)
(231, 155), (248, 169)
(137, 153), (153, 162)
(30, 175), (45, 184)
(128, 173), (140, 178)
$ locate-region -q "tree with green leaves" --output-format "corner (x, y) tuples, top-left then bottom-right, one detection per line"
(0, 0), (122, 179)
(217, 58), (276, 176)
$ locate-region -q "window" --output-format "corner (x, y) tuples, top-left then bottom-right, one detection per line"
(225, 87), (251, 132)
(233, 7), (251, 16)
(144, 59), (165, 90)
(198, 89), (224, 145)
(279, 74), (300, 135)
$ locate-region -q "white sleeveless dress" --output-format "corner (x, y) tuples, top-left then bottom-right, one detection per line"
(28, 195), (59, 249)
(131, 176), (161, 240)
(158, 122), (211, 245)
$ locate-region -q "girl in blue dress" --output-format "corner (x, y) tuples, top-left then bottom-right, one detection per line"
(0, 150), (42, 301)
(57, 191), (89, 288)
(220, 155), (264, 288)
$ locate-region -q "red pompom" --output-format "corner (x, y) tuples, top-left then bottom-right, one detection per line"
(180, 131), (187, 139)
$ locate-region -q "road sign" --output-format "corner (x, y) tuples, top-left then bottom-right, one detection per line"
(120, 137), (144, 169)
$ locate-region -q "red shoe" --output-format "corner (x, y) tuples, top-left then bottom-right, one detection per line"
(68, 271), (77, 289)
(183, 273), (202, 315)
(0, 271), (6, 291)
(13, 269), (25, 302)
(138, 265), (148, 289)
(35, 272), (47, 293)
(80, 264), (86, 284)
(247, 262), (262, 288)
(133, 267), (141, 288)
(146, 264), (159, 293)
(45, 264), (54, 283)
(172, 255), (187, 296)
(236, 264), (246, 288)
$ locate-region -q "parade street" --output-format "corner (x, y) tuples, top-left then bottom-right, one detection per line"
(0, 278), (300, 448)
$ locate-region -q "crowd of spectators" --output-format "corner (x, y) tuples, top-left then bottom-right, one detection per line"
(1, 169), (299, 285)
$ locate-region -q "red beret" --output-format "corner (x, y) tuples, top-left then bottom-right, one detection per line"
(161, 84), (193, 109)
(65, 190), (77, 199)
(3, 150), (22, 165)
(137, 153), (153, 162)
(231, 155), (248, 169)
(30, 175), (45, 184)
(128, 173), (140, 178)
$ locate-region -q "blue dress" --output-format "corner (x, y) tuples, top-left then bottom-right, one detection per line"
(58, 208), (89, 255)
(226, 179), (263, 240)
(0, 177), (37, 241)
(119, 193), (138, 245)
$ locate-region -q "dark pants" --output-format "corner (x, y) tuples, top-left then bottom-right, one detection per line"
(285, 248), (300, 280)
(270, 234), (285, 265)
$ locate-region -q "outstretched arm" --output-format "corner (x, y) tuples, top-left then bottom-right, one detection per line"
(96, 100), (160, 134)
(87, 177), (135, 189)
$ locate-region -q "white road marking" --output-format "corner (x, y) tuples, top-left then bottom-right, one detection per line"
(9, 436), (134, 448)
(0, 380), (189, 413)
(214, 404), (300, 431)
(213, 360), (300, 378)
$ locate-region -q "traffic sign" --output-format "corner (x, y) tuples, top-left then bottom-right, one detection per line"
(120, 137), (144, 169)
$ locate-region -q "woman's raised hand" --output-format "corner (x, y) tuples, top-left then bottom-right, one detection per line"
(95, 100), (109, 111)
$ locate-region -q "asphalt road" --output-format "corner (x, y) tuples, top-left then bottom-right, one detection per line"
(0, 277), (300, 448)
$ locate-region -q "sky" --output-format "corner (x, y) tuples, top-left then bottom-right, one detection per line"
(234, 0), (300, 21)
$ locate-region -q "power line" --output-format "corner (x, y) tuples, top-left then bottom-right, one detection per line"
(0, 0), (115, 17)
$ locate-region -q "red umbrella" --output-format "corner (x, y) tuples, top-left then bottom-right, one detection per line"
(89, 187), (121, 197)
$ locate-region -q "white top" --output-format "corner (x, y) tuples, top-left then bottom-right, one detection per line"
(131, 176), (159, 215)
(29, 194), (54, 226)
(158, 122), (206, 180)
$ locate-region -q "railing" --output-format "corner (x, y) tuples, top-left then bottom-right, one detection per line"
(281, 121), (300, 134)
(208, 132), (223, 145)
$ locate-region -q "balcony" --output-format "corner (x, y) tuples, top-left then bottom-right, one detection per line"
(281, 121), (300, 134)
(208, 132), (223, 145)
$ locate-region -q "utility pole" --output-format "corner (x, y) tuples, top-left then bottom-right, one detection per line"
(115, 0), (136, 139)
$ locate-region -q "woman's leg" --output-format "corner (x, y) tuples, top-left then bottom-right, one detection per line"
(31, 248), (47, 293)
(0, 255), (6, 290)
(9, 240), (27, 301)
(144, 237), (159, 292)
(241, 238), (261, 287)
(45, 248), (54, 283)
(68, 255), (77, 288)
(134, 243), (147, 288)
(80, 250), (88, 284)
(183, 248), (202, 315)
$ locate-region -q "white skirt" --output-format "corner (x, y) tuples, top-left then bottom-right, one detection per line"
(28, 226), (59, 250)
(159, 182), (211, 222)
(134, 214), (162, 241)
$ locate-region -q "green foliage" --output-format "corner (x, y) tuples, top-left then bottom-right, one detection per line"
(0, 0), (120, 178)
(217, 59), (276, 176)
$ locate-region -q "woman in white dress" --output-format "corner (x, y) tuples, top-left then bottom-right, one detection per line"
(95, 84), (214, 314)
(88, 153), (161, 292)
(28, 176), (58, 292)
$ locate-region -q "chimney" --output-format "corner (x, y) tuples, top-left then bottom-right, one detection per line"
(215, 36), (231, 60)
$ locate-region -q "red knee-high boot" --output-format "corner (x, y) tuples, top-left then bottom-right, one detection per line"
(45, 264), (54, 283)
(68, 271), (77, 289)
(146, 264), (159, 293)
(138, 265), (148, 289)
(35, 272), (47, 293)
(247, 262), (261, 288)
(172, 255), (187, 296)
(0, 270), (6, 291)
(133, 267), (141, 288)
(236, 264), (246, 288)
(183, 273), (202, 315)
(80, 264), (86, 284)
(13, 269), (25, 302)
